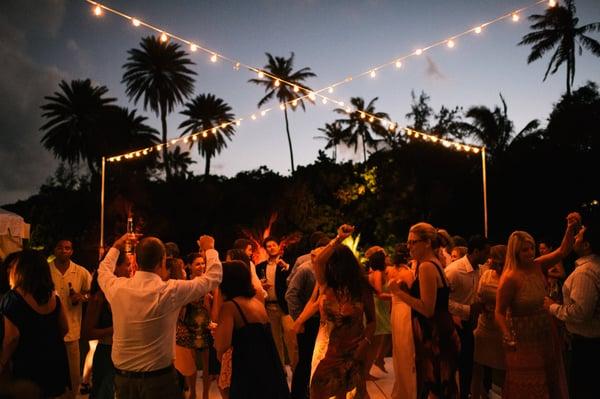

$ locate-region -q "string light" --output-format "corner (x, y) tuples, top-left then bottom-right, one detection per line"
(202, 131), (208, 138)
(308, 92), (316, 101)
(370, 70), (377, 78)
(322, 98), (327, 104)
(328, 87), (334, 94)
(293, 85), (300, 93)
(94, 5), (102, 16)
(415, 48), (423, 55)
(251, 114), (257, 120)
(210, 53), (218, 62)
(279, 104), (286, 110)
(368, 116), (375, 123)
(395, 60), (402, 68)
(274, 79), (280, 87)
(447, 39), (455, 48)
(258, 71), (265, 78)
(292, 99), (298, 107)
(160, 32), (168, 42)
(474, 25), (483, 34)
(190, 43), (197, 52)
(132, 18), (140, 26)
(260, 110), (267, 116)
(548, 0), (557, 7)
(512, 13), (520, 22)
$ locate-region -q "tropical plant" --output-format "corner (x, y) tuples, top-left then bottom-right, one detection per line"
(178, 93), (236, 177)
(518, 0), (600, 96)
(40, 79), (116, 174)
(334, 97), (390, 162)
(101, 107), (160, 156)
(314, 122), (348, 162)
(122, 35), (196, 180)
(456, 94), (541, 158)
(248, 52), (316, 173)
(165, 146), (196, 179)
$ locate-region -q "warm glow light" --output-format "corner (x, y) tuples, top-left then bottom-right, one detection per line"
(234, 62), (240, 70)
(368, 116), (375, 123)
(308, 92), (316, 101)
(258, 71), (265, 78)
(328, 87), (334, 94)
(370, 70), (376, 78)
(171, 139), (177, 144)
(474, 26), (483, 34)
(212, 128), (217, 134)
(160, 33), (168, 42)
(473, 147), (480, 153)
(447, 39), (455, 48)
(415, 49), (423, 55)
(279, 104), (286, 110)
(395, 60), (402, 68)
(345, 106), (351, 113)
(339, 101), (345, 107)
(293, 86), (300, 93)
(261, 110), (267, 116)
(251, 114), (257, 120)
(360, 112), (366, 119)
(431, 137), (438, 142)
(202, 131), (208, 138)
(322, 98), (327, 104)
(512, 13), (520, 22)
(190, 43), (197, 52)
(132, 18), (140, 26)
(192, 135), (198, 141)
(183, 137), (189, 143)
(548, 0), (557, 7)
(221, 123), (227, 128)
(292, 99), (298, 107)
(274, 79), (280, 87)
(210, 54), (218, 62)
(94, 5), (103, 16)
(235, 120), (241, 126)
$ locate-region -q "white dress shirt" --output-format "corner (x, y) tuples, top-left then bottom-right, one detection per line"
(98, 247), (222, 371)
(50, 260), (92, 342)
(550, 254), (600, 338)
(445, 255), (481, 321)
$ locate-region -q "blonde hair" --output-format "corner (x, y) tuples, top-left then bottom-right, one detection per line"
(409, 222), (440, 249)
(504, 231), (535, 272)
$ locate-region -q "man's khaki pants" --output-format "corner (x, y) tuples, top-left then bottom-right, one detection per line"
(266, 302), (298, 370)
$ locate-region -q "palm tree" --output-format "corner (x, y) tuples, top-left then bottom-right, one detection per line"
(248, 52), (316, 173)
(518, 0), (600, 96)
(122, 35), (196, 180)
(314, 122), (348, 162)
(456, 94), (540, 158)
(334, 97), (390, 162)
(178, 93), (236, 177)
(165, 146), (196, 179)
(102, 107), (161, 156)
(40, 79), (116, 174)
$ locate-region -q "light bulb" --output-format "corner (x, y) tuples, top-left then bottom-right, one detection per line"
(132, 18), (140, 27)
(512, 13), (520, 22)
(94, 6), (102, 16)
(308, 92), (316, 101)
(360, 112), (366, 119)
(190, 43), (197, 52)
(293, 86), (300, 93)
(474, 26), (482, 34)
(548, 0), (557, 7)
(212, 128), (217, 134)
(171, 139), (177, 144)
(235, 120), (241, 126)
(370, 70), (376, 78)
(369, 116), (374, 122)
(415, 49), (423, 55)
(258, 71), (265, 78)
(210, 54), (217, 62)
(395, 60), (402, 68)
(160, 33), (168, 43)
(274, 79), (280, 87)
(251, 114), (257, 120)
(292, 100), (298, 107)
(447, 39), (455, 48)
(202, 132), (208, 138)
(345, 106), (351, 113)
(328, 87), (334, 93)
(221, 123), (227, 128)
(280, 104), (286, 110)
(192, 135), (198, 141)
(261, 110), (267, 116)
(322, 98), (327, 105)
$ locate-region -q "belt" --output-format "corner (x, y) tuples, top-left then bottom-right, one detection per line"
(114, 365), (173, 379)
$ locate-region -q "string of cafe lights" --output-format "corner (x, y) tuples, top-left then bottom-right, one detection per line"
(86, 0), (558, 162)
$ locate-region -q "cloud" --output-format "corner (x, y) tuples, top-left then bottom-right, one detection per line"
(0, 1), (68, 205)
(425, 55), (446, 80)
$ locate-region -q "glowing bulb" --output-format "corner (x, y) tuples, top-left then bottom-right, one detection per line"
(345, 106), (351, 113)
(389, 123), (396, 130)
(308, 92), (316, 101)
(447, 39), (455, 48)
(221, 123), (227, 128)
(184, 137), (189, 143)
(395, 60), (402, 68)
(473, 147), (480, 154)
(192, 135), (198, 141)
(212, 128), (217, 134)
(293, 86), (300, 93)
(474, 26), (483, 34)
(274, 79), (280, 87)
(415, 49), (423, 55)
(190, 43), (197, 52)
(258, 71), (265, 78)
(279, 104), (286, 110)
(261, 110), (267, 116)
(234, 62), (240, 70)
(406, 130), (413, 136)
(210, 54), (217, 62)
(431, 137), (438, 143)
(464, 145), (471, 152)
(160, 33), (168, 43)
(322, 98), (327, 105)
(94, 5), (102, 16)
(370, 70), (376, 78)
(171, 139), (177, 144)
(512, 13), (520, 22)
(202, 131), (208, 138)
(328, 87), (334, 94)
(132, 18), (140, 27)
(360, 112), (366, 119)
(548, 0), (557, 7)
(292, 100), (298, 107)
(235, 120), (241, 126)
(369, 116), (375, 123)
(339, 101), (345, 107)
(251, 114), (257, 120)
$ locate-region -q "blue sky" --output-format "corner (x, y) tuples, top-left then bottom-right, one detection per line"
(1, 0), (599, 204)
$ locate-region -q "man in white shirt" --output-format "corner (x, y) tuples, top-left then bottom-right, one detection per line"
(49, 239), (92, 395)
(98, 234), (222, 399)
(445, 235), (490, 399)
(545, 223), (600, 399)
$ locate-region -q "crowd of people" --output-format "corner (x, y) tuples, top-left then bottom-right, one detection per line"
(0, 211), (598, 399)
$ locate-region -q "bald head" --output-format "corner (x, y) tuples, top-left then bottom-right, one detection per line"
(135, 237), (166, 272)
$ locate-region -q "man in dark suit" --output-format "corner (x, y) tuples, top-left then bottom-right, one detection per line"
(255, 236), (296, 370)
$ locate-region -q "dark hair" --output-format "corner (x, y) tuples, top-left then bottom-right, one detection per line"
(135, 237), (165, 271)
(453, 235), (467, 247)
(220, 260), (256, 299)
(309, 231), (330, 249)
(233, 238), (254, 251)
(582, 223), (599, 253)
(367, 250), (386, 271)
(52, 238), (74, 250)
(262, 236), (278, 247)
(186, 252), (202, 265)
(164, 242), (180, 258)
(392, 243), (410, 265)
(226, 249), (251, 267)
(325, 245), (371, 300)
(11, 250), (54, 304)
(467, 235), (489, 254)
(1, 252), (20, 295)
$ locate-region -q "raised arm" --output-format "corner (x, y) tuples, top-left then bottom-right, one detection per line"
(97, 234), (132, 300)
(314, 224), (354, 286)
(535, 212), (580, 271)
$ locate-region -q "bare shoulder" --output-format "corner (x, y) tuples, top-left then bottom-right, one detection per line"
(499, 271), (521, 290)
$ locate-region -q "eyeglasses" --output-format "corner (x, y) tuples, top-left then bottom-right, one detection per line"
(407, 239), (425, 246)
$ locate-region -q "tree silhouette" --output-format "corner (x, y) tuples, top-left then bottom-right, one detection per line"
(179, 93), (235, 177)
(314, 122), (348, 162)
(248, 52), (316, 173)
(519, 0), (600, 96)
(122, 35), (196, 180)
